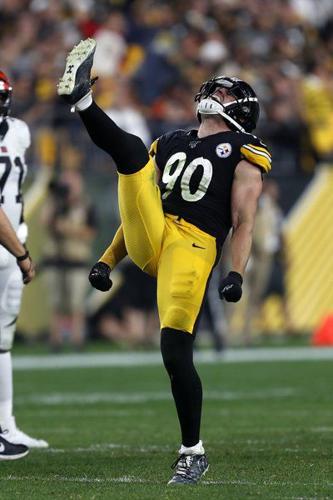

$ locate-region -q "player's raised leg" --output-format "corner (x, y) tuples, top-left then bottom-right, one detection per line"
(57, 39), (165, 275)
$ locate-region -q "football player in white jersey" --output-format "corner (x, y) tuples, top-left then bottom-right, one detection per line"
(0, 71), (48, 450)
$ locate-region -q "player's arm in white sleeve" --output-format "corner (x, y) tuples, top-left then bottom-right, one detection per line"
(19, 120), (31, 217)
(17, 120), (31, 231)
(18, 119), (31, 151)
(0, 206), (35, 283)
(0, 120), (34, 282)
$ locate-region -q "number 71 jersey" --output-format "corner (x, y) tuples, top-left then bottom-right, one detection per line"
(0, 117), (30, 231)
(150, 128), (271, 245)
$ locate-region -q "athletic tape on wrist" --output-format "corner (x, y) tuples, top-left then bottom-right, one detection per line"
(71, 91), (93, 113)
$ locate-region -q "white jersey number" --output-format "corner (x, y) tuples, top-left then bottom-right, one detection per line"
(0, 156), (25, 203)
(162, 152), (213, 202)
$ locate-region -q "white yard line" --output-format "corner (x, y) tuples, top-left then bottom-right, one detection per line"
(12, 347), (333, 371)
(1, 475), (147, 484)
(45, 443), (172, 454)
(16, 387), (297, 406)
(1, 474), (332, 491)
(21, 409), (156, 418)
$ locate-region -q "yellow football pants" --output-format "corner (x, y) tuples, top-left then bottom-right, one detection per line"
(118, 159), (218, 334)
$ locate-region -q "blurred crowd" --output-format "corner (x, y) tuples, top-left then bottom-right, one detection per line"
(1, 0), (333, 173)
(1, 0), (333, 348)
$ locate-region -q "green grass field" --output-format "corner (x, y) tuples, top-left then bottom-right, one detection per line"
(1, 352), (333, 499)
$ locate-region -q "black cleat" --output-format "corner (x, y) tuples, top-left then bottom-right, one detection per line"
(168, 454), (209, 485)
(0, 434), (29, 461)
(57, 38), (97, 105)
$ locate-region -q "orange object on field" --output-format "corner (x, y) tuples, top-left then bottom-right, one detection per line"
(312, 314), (333, 346)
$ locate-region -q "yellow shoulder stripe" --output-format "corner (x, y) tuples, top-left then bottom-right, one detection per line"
(240, 144), (272, 173)
(247, 144), (272, 158)
(149, 139), (159, 158)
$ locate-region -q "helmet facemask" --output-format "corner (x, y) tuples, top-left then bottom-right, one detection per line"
(195, 76), (260, 132)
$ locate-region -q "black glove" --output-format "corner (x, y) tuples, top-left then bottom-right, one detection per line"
(88, 262), (112, 291)
(218, 271), (243, 302)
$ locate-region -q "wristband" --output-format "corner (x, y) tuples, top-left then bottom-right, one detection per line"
(16, 250), (30, 262)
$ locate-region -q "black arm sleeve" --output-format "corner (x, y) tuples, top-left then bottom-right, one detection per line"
(79, 101), (149, 174)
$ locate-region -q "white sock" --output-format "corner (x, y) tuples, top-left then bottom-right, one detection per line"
(71, 91), (93, 113)
(179, 440), (205, 456)
(0, 352), (13, 424)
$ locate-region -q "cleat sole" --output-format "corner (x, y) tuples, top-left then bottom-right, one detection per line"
(57, 38), (96, 96)
(0, 449), (29, 461)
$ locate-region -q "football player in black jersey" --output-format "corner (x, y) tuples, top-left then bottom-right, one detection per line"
(58, 39), (271, 485)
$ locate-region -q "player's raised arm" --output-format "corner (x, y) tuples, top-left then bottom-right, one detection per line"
(218, 160), (262, 302)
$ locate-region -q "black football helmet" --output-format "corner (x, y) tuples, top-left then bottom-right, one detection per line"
(0, 71), (12, 118)
(195, 76), (260, 132)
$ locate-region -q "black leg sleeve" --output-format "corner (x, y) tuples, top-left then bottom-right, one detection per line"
(79, 101), (149, 174)
(161, 328), (203, 447)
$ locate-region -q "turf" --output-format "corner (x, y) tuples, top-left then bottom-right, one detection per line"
(1, 357), (332, 499)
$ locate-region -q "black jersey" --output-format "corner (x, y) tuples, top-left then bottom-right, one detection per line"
(150, 129), (271, 245)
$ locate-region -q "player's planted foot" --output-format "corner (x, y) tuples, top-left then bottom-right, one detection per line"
(0, 417), (49, 448)
(57, 38), (97, 106)
(0, 434), (29, 460)
(168, 454), (209, 485)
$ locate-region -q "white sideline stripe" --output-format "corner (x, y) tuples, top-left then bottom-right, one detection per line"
(12, 347), (333, 371)
(16, 387), (296, 406)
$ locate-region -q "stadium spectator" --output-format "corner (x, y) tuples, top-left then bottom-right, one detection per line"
(93, 11), (127, 77)
(41, 169), (97, 350)
(105, 79), (151, 146)
(91, 261), (158, 347)
(0, 0), (330, 181)
(241, 179), (289, 343)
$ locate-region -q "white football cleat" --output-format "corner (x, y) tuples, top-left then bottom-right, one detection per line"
(57, 38), (97, 104)
(0, 417), (49, 448)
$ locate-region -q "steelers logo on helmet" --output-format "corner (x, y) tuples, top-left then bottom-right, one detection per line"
(216, 143), (232, 158)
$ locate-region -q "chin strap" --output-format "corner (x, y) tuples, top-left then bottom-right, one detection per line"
(197, 97), (258, 133)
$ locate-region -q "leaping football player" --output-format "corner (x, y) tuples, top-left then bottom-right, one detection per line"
(58, 39), (271, 484)
(0, 71), (48, 455)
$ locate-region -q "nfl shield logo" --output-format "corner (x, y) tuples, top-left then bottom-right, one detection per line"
(216, 143), (232, 158)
